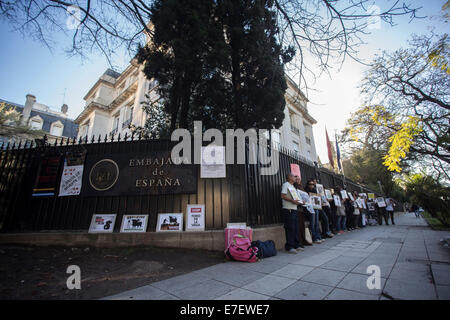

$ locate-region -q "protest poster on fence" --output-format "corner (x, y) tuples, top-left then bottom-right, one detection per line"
(59, 149), (86, 196)
(32, 155), (63, 197)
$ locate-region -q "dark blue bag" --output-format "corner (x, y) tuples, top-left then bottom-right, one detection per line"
(251, 240), (277, 258)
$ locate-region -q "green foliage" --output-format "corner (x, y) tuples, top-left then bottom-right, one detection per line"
(403, 173), (450, 226)
(342, 147), (406, 201)
(343, 34), (450, 178)
(136, 0), (293, 136)
(0, 102), (44, 140)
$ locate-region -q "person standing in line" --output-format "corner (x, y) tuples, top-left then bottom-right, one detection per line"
(294, 176), (306, 249)
(310, 179), (334, 239)
(281, 173), (302, 253)
(334, 187), (347, 234)
(352, 191), (361, 229)
(328, 191), (339, 234)
(385, 197), (395, 225)
(304, 179), (324, 244)
(376, 199), (390, 225)
(320, 190), (334, 238)
(344, 192), (355, 231)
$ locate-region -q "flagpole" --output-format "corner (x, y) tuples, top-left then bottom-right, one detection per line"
(335, 130), (346, 188)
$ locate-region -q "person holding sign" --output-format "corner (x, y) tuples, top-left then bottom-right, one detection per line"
(385, 197), (395, 225)
(293, 176), (307, 249)
(281, 173), (302, 253)
(305, 179), (325, 244)
(334, 186), (347, 234)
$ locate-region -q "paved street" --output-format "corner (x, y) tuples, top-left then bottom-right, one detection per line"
(103, 212), (450, 300)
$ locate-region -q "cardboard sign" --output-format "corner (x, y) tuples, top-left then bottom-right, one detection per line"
(290, 163), (301, 178)
(156, 213), (183, 232)
(288, 185), (301, 202)
(310, 193), (322, 210)
(368, 193), (375, 200)
(325, 189), (333, 200)
(186, 204), (205, 231)
(348, 193), (355, 201)
(120, 215), (148, 233)
(89, 214), (116, 233)
(316, 184), (325, 196)
(340, 190), (349, 199)
(333, 195), (342, 207)
(376, 197), (386, 208)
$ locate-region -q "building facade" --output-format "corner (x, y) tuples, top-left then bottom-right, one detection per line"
(0, 95), (78, 145)
(74, 62), (318, 163)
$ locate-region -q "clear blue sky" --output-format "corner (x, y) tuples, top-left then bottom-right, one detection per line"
(0, 0), (448, 162)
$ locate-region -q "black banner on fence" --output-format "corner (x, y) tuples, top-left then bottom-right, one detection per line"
(81, 151), (198, 196)
(32, 155), (63, 197)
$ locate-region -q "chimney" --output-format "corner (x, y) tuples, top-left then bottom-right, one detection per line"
(22, 94), (36, 125)
(61, 103), (68, 114)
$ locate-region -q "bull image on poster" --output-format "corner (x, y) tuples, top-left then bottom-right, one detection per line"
(156, 213), (184, 232)
(120, 215), (148, 233)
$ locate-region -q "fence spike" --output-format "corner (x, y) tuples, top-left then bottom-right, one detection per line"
(131, 131), (135, 141)
(91, 135), (95, 143)
(98, 135), (101, 143)
(124, 132), (128, 141)
(84, 135), (88, 144)
(104, 134), (108, 143)
(118, 133), (121, 141)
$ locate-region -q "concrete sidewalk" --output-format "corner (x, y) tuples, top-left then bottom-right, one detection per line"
(103, 212), (450, 300)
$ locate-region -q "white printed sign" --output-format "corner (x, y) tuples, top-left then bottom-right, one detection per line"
(89, 214), (116, 233)
(200, 146), (226, 178)
(59, 162), (84, 196)
(186, 205), (205, 231)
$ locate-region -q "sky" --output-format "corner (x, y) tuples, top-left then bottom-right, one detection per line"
(0, 0), (448, 163)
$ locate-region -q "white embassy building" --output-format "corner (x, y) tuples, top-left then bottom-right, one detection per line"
(74, 61), (318, 163)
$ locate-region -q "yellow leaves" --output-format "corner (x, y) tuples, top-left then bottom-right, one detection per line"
(383, 116), (422, 172)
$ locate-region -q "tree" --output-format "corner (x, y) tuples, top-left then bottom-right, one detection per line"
(342, 34), (450, 179)
(342, 146), (405, 200)
(135, 0), (231, 135)
(0, 102), (45, 141)
(135, 0), (293, 134)
(218, 0), (294, 130)
(0, 1), (421, 93)
(403, 173), (450, 226)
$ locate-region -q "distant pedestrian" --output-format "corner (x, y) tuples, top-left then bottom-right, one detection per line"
(411, 203), (420, 218)
(385, 197), (395, 225)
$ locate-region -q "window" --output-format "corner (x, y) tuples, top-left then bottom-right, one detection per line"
(50, 121), (64, 136)
(290, 112), (300, 135)
(112, 114), (119, 134)
(292, 141), (300, 154)
(271, 131), (281, 149)
(29, 116), (43, 130)
(79, 121), (89, 138)
(305, 137), (311, 145)
(122, 106), (133, 128)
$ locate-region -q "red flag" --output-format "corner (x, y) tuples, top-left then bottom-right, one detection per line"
(326, 128), (334, 169)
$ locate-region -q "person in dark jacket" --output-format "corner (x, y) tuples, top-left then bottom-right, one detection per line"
(294, 176), (307, 248)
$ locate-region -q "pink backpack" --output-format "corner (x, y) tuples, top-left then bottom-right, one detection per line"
(225, 234), (259, 263)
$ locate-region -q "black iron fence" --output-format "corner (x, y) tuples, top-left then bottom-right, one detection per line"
(0, 134), (387, 233)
